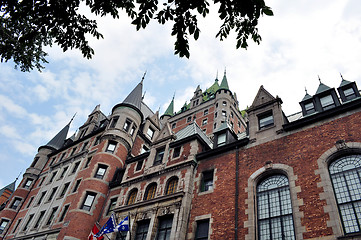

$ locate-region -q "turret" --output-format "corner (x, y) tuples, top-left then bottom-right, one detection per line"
(160, 95), (175, 125)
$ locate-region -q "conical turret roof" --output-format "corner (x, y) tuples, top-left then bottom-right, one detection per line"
(44, 123), (70, 150)
(122, 80), (143, 110)
(219, 71), (230, 90)
(162, 96), (174, 117)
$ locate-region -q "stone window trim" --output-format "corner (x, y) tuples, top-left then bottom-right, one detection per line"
(190, 214), (213, 240)
(0, 218), (10, 234)
(244, 163), (305, 240)
(78, 190), (101, 214)
(10, 197), (22, 210)
(172, 146), (182, 159)
(165, 177), (179, 195)
(316, 142), (361, 238)
(126, 188), (138, 205)
(196, 168), (217, 196)
(94, 163), (109, 180)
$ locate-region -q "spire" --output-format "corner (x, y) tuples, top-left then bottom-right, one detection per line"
(219, 69), (229, 90)
(339, 73), (352, 87)
(315, 76), (331, 95)
(44, 122), (70, 150)
(162, 95), (175, 117)
(302, 87), (312, 101)
(121, 78), (143, 110)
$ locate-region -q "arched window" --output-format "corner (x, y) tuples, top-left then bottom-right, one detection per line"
(166, 177), (178, 195)
(127, 189), (138, 205)
(329, 154), (361, 234)
(257, 174), (295, 240)
(144, 183), (157, 200)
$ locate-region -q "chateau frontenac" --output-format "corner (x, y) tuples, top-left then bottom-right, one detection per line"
(1, 72), (361, 240)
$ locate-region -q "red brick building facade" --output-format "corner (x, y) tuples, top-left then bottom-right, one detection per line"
(0, 73), (361, 240)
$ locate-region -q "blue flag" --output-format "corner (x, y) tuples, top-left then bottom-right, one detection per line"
(115, 216), (129, 232)
(94, 213), (117, 237)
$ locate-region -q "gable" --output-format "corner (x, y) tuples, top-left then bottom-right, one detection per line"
(250, 85), (276, 108)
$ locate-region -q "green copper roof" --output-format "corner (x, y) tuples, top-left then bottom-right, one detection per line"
(163, 97), (174, 117)
(219, 72), (229, 90)
(315, 82), (331, 95)
(302, 93), (312, 101)
(206, 79), (220, 94)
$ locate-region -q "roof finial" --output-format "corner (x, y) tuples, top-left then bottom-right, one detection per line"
(16, 171), (21, 182)
(224, 67), (227, 76)
(340, 73), (344, 80)
(318, 75), (322, 83)
(69, 112), (77, 125)
(142, 91), (146, 100)
(173, 92), (175, 100)
(216, 70), (219, 80)
(305, 87), (308, 95)
(141, 71), (147, 84)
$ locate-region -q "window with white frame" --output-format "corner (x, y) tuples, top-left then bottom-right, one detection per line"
(81, 192), (96, 211)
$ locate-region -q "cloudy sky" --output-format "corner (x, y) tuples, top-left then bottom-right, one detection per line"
(1, 0), (361, 189)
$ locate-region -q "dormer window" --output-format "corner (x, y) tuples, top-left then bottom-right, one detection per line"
(304, 102), (316, 115)
(217, 133), (226, 146)
(343, 87), (357, 101)
(147, 127), (155, 139)
(320, 95), (335, 110)
(259, 112), (274, 130)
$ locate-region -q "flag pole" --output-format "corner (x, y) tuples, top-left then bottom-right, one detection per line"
(128, 212), (132, 240)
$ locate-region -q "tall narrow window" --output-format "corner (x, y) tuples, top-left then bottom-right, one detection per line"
(94, 164), (108, 179)
(60, 182), (70, 198)
(147, 127), (155, 139)
(49, 171), (57, 183)
(26, 197), (34, 208)
(23, 179), (33, 189)
(37, 192), (46, 205)
(71, 161), (80, 174)
(70, 147), (77, 156)
(123, 119), (132, 132)
(130, 124), (137, 136)
(12, 218), (22, 233)
(81, 141), (89, 151)
(135, 220), (150, 240)
(59, 167), (68, 179)
(195, 219), (209, 240)
(106, 141), (117, 154)
(329, 154), (361, 234)
(127, 189), (138, 205)
(201, 170), (214, 192)
(304, 102), (315, 115)
(81, 192), (96, 211)
(85, 157), (92, 168)
(136, 160), (144, 171)
(144, 183), (157, 200)
(0, 219), (9, 234)
(10, 198), (21, 210)
(59, 152), (66, 162)
(73, 179), (81, 193)
(94, 136), (101, 146)
(110, 116), (119, 128)
(48, 187), (58, 201)
(257, 174), (295, 240)
(166, 178), (178, 195)
(46, 207), (58, 225)
(34, 210), (45, 228)
(173, 147), (181, 158)
(23, 214), (34, 231)
(59, 205), (70, 222)
(156, 216), (173, 240)
(107, 198), (117, 215)
(154, 148), (165, 166)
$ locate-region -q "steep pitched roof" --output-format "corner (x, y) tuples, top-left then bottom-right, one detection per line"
(44, 123), (70, 150)
(302, 92), (312, 101)
(122, 80), (143, 110)
(315, 82), (331, 95)
(162, 97), (174, 117)
(250, 85), (276, 108)
(175, 122), (213, 148)
(154, 122), (174, 142)
(0, 180), (16, 197)
(219, 71), (229, 90)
